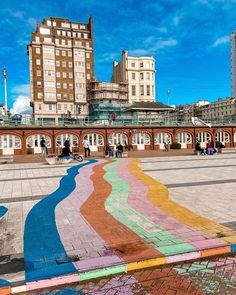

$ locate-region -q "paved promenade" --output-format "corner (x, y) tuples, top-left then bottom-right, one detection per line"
(0, 153), (236, 294)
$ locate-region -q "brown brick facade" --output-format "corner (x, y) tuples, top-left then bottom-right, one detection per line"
(0, 125), (235, 155)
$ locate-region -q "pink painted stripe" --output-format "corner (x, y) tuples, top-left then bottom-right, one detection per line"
(26, 274), (78, 290)
(167, 251), (200, 263)
(55, 160), (123, 272)
(117, 159), (225, 249)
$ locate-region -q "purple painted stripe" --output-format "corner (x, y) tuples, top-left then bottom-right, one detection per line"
(73, 255), (123, 271)
(117, 159), (225, 249)
(55, 160), (123, 271)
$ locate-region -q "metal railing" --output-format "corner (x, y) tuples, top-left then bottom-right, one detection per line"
(1, 116), (236, 127)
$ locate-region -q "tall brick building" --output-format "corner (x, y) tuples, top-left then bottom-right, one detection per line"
(28, 17), (94, 124)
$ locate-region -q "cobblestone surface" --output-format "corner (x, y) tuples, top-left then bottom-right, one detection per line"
(25, 254), (236, 295)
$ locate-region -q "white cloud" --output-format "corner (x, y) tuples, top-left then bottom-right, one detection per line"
(130, 37), (178, 56)
(10, 96), (32, 115)
(213, 35), (230, 47)
(11, 84), (30, 96)
(153, 38), (178, 50)
(157, 27), (168, 33)
(28, 17), (37, 29)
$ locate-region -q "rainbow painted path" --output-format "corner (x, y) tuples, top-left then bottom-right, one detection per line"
(0, 158), (236, 293)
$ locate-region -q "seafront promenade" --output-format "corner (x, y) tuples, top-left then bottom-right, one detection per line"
(0, 152), (236, 294)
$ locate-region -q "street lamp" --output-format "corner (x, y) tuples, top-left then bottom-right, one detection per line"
(167, 89), (170, 124)
(2, 66), (8, 122)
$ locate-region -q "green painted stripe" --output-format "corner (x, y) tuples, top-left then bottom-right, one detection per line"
(79, 264), (126, 281)
(103, 160), (196, 256)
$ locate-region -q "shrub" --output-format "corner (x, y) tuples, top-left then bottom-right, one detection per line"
(170, 142), (181, 149)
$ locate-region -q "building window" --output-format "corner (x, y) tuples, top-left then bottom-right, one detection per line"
(37, 70), (41, 77)
(62, 61), (66, 67)
(68, 51), (72, 57)
(36, 48), (41, 54)
(86, 63), (90, 69)
(57, 83), (61, 88)
(147, 85), (150, 96)
(146, 72), (150, 80)
(57, 94), (61, 99)
(75, 61), (85, 67)
(69, 95), (73, 100)
(62, 50), (66, 56)
(74, 50), (84, 57)
(37, 93), (43, 99)
(87, 74), (91, 79)
(68, 62), (72, 67)
(56, 60), (60, 67)
(140, 85), (144, 95)
(45, 81), (55, 87)
(44, 70), (55, 77)
(45, 93), (56, 99)
(48, 104), (52, 111)
(56, 50), (59, 56)
(131, 62), (135, 67)
(37, 81), (42, 88)
(140, 62), (144, 68)
(63, 83), (67, 89)
(80, 25), (86, 29)
(131, 72), (136, 80)
(86, 52), (90, 58)
(86, 42), (89, 48)
(35, 36), (40, 43)
(69, 83), (73, 89)
(140, 73), (144, 80)
(39, 104), (42, 110)
(44, 59), (54, 65)
(131, 85), (136, 96)
(55, 39), (59, 45)
(69, 72), (73, 78)
(58, 104), (61, 110)
(62, 72), (67, 78)
(56, 72), (61, 78)
(84, 33), (88, 39)
(68, 40), (72, 46)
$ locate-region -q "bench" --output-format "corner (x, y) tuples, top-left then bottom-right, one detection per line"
(46, 156), (73, 165)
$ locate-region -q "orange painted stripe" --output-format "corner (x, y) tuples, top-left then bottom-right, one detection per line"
(0, 287), (11, 295)
(200, 246), (231, 258)
(80, 160), (163, 263)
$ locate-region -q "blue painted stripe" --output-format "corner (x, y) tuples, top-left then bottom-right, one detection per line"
(0, 206), (8, 218)
(0, 279), (10, 287)
(24, 160), (97, 282)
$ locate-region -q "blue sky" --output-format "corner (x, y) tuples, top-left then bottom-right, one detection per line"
(0, 0), (235, 113)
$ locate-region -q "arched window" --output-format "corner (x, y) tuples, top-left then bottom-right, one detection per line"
(196, 132), (211, 144)
(215, 132), (230, 143)
(176, 132), (192, 144)
(56, 134), (78, 147)
(132, 133), (150, 145)
(0, 135), (21, 155)
(27, 134), (51, 148)
(108, 133), (128, 146)
(154, 133), (172, 144)
(84, 133), (104, 151)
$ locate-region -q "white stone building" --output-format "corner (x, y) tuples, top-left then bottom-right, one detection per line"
(112, 50), (155, 104)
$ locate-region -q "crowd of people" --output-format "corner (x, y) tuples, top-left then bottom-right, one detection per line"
(195, 140), (225, 155)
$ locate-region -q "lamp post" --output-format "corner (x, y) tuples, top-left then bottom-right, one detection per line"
(2, 66), (8, 122)
(167, 89), (170, 124)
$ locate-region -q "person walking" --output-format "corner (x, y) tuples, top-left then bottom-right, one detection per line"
(82, 136), (90, 157)
(40, 137), (47, 157)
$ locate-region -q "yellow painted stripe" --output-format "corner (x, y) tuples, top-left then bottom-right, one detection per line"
(127, 257), (167, 271)
(127, 159), (236, 239)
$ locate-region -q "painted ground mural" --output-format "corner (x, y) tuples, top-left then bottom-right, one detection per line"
(0, 158), (236, 294)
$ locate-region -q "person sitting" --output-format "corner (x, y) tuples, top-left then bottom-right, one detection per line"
(195, 141), (206, 155)
(58, 144), (71, 159)
(206, 140), (214, 155)
(105, 144), (113, 158)
(115, 143), (123, 158)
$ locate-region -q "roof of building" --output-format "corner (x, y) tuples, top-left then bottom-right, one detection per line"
(124, 101), (173, 112)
